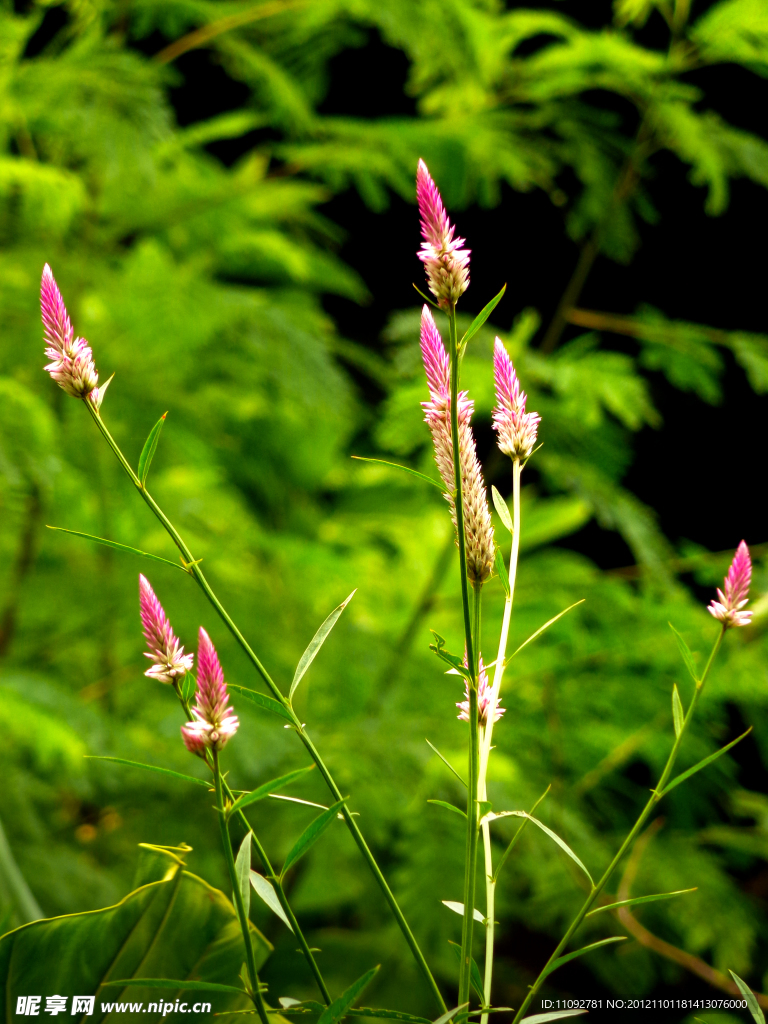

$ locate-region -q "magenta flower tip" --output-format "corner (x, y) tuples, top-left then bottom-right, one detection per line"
(708, 541), (753, 629)
(457, 654), (505, 726)
(181, 627), (239, 756)
(40, 264), (99, 400)
(416, 159), (470, 309)
(492, 338), (540, 461)
(139, 574), (194, 684)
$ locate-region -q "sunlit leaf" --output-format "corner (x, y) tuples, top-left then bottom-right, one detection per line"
(351, 455), (446, 492)
(586, 887), (697, 916)
(492, 486), (514, 533)
(494, 547), (510, 597)
(426, 739), (466, 788)
(228, 684), (294, 722)
(520, 1012), (588, 1023)
(728, 970), (766, 1024)
(228, 766), (315, 816)
(234, 832), (251, 919)
(290, 592), (356, 701)
(46, 527), (187, 572)
(485, 811), (593, 887)
(672, 685), (684, 739)
(250, 871), (293, 932)
(138, 412), (167, 487)
(659, 728), (752, 796)
(460, 284), (506, 348)
(508, 601), (585, 660)
(441, 900), (484, 923)
(427, 799), (466, 820)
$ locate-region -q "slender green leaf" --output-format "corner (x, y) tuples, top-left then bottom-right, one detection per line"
(586, 887), (697, 917)
(349, 1011), (431, 1023)
(540, 937), (627, 980)
(282, 799), (346, 876)
(486, 811), (593, 887)
(432, 1006), (468, 1024)
(228, 766), (315, 816)
(508, 601), (585, 660)
(351, 456), (447, 492)
(228, 684), (294, 722)
(460, 284), (507, 348)
(412, 283), (440, 309)
(250, 871), (293, 932)
(85, 756), (210, 789)
(520, 1012), (588, 1023)
(659, 728), (752, 796)
(494, 547), (510, 597)
(47, 527), (187, 573)
(318, 966), (379, 1024)
(269, 794), (329, 810)
(441, 900), (484, 923)
(729, 971), (766, 1024)
(427, 799), (467, 820)
(103, 979), (245, 994)
(447, 942), (484, 1000)
(290, 592), (356, 701)
(493, 786), (551, 883)
(234, 832), (251, 919)
(672, 685), (685, 739)
(426, 739), (467, 787)
(491, 486), (514, 533)
(138, 412), (167, 486)
(669, 622), (698, 682)
(181, 673), (196, 702)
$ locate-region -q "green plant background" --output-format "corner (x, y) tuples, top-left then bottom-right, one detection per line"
(0, 0), (766, 1017)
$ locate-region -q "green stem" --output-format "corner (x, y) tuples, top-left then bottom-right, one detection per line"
(479, 457), (521, 1021)
(459, 583), (483, 1004)
(213, 752), (270, 1024)
(87, 403), (445, 1012)
(511, 627), (726, 1024)
(172, 683), (331, 1005)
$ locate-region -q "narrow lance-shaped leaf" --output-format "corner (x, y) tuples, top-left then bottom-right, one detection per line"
(460, 283), (507, 348)
(228, 683), (294, 722)
(493, 786), (551, 883)
(672, 685), (684, 739)
(491, 485), (514, 533)
(228, 765), (315, 817)
(432, 1005), (468, 1024)
(485, 811), (593, 887)
(318, 966), (379, 1024)
(282, 799), (346, 877)
(540, 936), (627, 981)
(441, 900), (484, 923)
(520, 1012), (588, 1023)
(586, 887), (697, 917)
(447, 941), (484, 1000)
(427, 799), (466, 820)
(659, 728), (752, 797)
(234, 832), (251, 919)
(250, 871), (293, 932)
(669, 622), (698, 682)
(494, 547), (510, 597)
(103, 979), (245, 994)
(290, 592), (356, 701)
(47, 527), (188, 573)
(507, 601), (585, 661)
(351, 456), (447, 492)
(729, 971), (766, 1024)
(426, 739), (467, 788)
(138, 412), (167, 487)
(85, 756), (210, 789)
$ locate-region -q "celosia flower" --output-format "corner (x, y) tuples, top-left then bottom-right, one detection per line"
(416, 159), (470, 309)
(181, 628), (239, 756)
(457, 654), (505, 726)
(492, 338), (540, 461)
(421, 306), (495, 584)
(41, 264), (99, 401)
(708, 541), (753, 629)
(139, 574), (194, 684)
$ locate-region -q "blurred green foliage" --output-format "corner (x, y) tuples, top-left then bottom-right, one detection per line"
(0, 0), (767, 1016)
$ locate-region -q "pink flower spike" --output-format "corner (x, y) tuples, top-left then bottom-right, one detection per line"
(492, 338), (540, 461)
(708, 541), (753, 629)
(40, 264), (99, 400)
(181, 628), (239, 756)
(416, 159), (470, 310)
(420, 307), (495, 584)
(139, 574), (194, 684)
(457, 654), (505, 726)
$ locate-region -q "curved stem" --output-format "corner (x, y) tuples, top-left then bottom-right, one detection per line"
(479, 457), (521, 1020)
(511, 627), (726, 1024)
(213, 752), (270, 1024)
(87, 404), (445, 1013)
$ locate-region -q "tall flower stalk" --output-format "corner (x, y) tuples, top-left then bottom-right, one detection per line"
(417, 161), (495, 1006)
(41, 266), (445, 1013)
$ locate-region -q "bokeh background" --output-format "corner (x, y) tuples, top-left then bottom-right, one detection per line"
(0, 0), (767, 1020)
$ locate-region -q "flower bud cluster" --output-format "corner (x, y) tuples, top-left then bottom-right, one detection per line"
(416, 160), (470, 309)
(41, 265), (100, 402)
(457, 654), (504, 726)
(492, 338), (540, 460)
(708, 541), (753, 629)
(140, 574), (194, 684)
(181, 628), (240, 755)
(420, 306), (495, 584)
